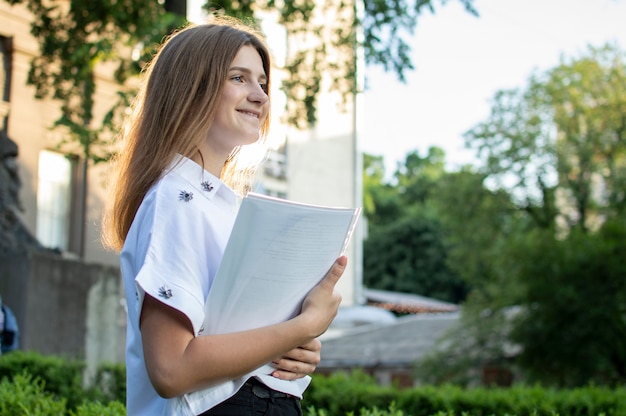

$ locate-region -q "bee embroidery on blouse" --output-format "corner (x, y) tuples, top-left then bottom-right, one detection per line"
(158, 286), (173, 299)
(179, 190), (193, 202)
(201, 181), (214, 192)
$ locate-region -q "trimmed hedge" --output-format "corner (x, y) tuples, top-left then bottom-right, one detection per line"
(0, 371), (124, 416)
(0, 351), (85, 410)
(0, 372), (66, 415)
(0, 351), (125, 413)
(2, 353), (625, 415)
(303, 371), (626, 416)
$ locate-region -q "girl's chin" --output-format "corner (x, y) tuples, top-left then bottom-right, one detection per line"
(239, 134), (262, 147)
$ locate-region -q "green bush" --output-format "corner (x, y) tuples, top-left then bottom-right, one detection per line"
(0, 351), (85, 410)
(305, 371), (626, 416)
(304, 370), (399, 414)
(0, 372), (66, 415)
(0, 371), (126, 416)
(69, 401), (125, 416)
(2, 354), (626, 416)
(87, 362), (126, 405)
(0, 351), (126, 411)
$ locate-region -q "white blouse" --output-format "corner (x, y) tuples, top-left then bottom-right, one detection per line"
(120, 155), (239, 416)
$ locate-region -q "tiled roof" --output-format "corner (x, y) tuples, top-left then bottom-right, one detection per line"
(364, 288), (459, 314)
(319, 312), (460, 368)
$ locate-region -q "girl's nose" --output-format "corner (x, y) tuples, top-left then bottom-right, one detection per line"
(248, 84), (269, 104)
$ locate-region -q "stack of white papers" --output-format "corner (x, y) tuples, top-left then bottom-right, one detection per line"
(204, 192), (361, 335)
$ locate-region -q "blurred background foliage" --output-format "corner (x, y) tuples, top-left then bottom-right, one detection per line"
(364, 43), (626, 387)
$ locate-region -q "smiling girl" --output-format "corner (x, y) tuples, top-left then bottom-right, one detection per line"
(103, 18), (346, 416)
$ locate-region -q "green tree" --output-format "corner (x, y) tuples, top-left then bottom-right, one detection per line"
(394, 146), (447, 205)
(464, 43), (626, 232)
(449, 43), (626, 387)
(393, 148), (523, 302)
(362, 153), (395, 221)
(547, 44), (626, 228)
(363, 210), (465, 301)
(363, 148), (471, 303)
(510, 220), (626, 386)
(411, 166), (527, 386)
(363, 147), (521, 305)
(427, 168), (525, 304)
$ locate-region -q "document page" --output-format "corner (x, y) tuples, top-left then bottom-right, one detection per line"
(203, 192), (361, 335)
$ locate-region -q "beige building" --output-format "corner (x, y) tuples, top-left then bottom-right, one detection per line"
(2, 2), (363, 305)
(256, 8), (365, 306)
(1, 2), (121, 267)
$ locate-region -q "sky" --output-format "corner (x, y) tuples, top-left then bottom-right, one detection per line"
(361, 0), (626, 173)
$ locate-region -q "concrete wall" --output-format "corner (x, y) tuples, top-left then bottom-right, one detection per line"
(0, 251), (125, 379)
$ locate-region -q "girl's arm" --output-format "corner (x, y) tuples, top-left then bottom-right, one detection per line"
(140, 256), (346, 398)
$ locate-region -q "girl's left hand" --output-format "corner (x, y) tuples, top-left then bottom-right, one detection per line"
(270, 338), (322, 380)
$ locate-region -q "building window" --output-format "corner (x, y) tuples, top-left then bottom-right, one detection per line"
(36, 150), (73, 251)
(1, 36), (13, 129)
(263, 149), (287, 180)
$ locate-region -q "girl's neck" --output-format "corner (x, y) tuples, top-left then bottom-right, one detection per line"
(191, 148), (230, 178)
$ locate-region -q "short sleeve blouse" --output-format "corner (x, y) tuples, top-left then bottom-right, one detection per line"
(120, 155), (238, 416)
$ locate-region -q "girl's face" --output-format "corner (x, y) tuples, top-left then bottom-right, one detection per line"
(205, 45), (269, 159)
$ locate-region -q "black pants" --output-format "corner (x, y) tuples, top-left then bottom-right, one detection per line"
(198, 379), (303, 416)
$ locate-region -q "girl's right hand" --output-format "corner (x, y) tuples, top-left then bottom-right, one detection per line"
(299, 256), (347, 338)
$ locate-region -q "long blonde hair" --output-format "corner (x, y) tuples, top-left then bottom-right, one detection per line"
(102, 18), (272, 251)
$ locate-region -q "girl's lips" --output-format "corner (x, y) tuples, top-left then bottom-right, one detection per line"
(237, 109), (260, 118)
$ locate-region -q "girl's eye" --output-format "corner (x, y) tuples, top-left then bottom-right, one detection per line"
(231, 75), (267, 94)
